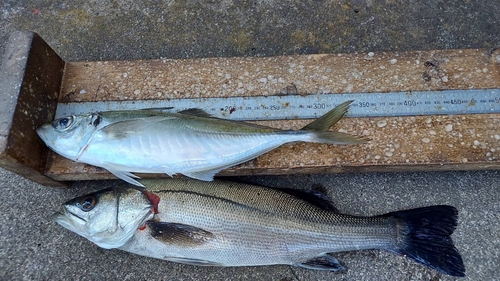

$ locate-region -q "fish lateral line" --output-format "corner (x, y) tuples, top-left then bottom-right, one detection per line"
(152, 189), (265, 213)
(53, 180), (465, 276)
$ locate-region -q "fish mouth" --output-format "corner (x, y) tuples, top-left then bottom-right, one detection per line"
(52, 207), (86, 232)
(36, 126), (57, 151)
(36, 126), (50, 143)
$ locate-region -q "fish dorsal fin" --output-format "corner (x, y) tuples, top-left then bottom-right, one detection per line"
(301, 100), (353, 131)
(139, 107), (175, 112)
(277, 187), (339, 213)
(178, 108), (213, 118)
(147, 222), (214, 246)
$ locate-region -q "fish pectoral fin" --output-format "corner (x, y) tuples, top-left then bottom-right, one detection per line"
(101, 116), (176, 139)
(181, 169), (222, 181)
(107, 169), (145, 187)
(297, 254), (346, 272)
(163, 257), (223, 266)
(147, 221), (214, 246)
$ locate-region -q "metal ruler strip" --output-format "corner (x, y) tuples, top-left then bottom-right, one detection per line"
(55, 89), (500, 120)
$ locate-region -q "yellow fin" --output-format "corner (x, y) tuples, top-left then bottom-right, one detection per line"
(301, 100), (353, 132)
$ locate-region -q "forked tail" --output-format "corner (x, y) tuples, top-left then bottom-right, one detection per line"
(387, 205), (465, 277)
(300, 100), (367, 145)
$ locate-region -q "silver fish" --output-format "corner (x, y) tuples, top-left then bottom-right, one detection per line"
(36, 101), (365, 186)
(54, 179), (465, 277)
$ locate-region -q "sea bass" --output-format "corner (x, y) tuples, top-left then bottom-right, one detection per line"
(53, 179), (465, 277)
(36, 101), (365, 186)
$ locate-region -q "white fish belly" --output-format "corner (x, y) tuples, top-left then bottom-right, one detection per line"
(79, 129), (308, 175)
(120, 223), (394, 267)
(120, 221), (295, 266)
(118, 182), (395, 267)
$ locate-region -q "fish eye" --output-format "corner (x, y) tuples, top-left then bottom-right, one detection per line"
(76, 195), (97, 212)
(53, 116), (74, 130)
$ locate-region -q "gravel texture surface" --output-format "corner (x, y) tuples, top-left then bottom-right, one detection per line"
(1, 1), (499, 280)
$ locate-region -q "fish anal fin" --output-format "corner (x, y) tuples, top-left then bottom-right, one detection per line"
(147, 222), (214, 246)
(181, 169), (222, 181)
(163, 257), (223, 266)
(297, 254), (346, 272)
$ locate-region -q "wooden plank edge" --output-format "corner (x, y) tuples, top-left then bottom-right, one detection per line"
(45, 163), (500, 182)
(0, 31), (66, 188)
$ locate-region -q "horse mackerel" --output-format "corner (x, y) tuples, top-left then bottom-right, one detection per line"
(37, 101), (365, 186)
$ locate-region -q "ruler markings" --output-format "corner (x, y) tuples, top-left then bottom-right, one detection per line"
(55, 89), (500, 120)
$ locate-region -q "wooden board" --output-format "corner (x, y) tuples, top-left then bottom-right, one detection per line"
(0, 31), (66, 187)
(60, 50), (500, 102)
(46, 113), (500, 182)
(46, 49), (500, 181)
(1, 31), (499, 186)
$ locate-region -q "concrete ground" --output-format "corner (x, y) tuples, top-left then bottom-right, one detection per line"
(1, 1), (499, 280)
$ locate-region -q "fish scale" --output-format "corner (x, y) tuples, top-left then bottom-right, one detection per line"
(54, 178), (465, 276)
(37, 101), (366, 185)
(136, 179), (397, 259)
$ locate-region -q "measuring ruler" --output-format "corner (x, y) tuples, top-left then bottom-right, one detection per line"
(55, 88), (500, 120)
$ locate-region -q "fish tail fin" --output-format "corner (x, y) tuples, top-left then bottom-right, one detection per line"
(301, 100), (353, 132)
(299, 100), (368, 144)
(387, 205), (465, 277)
(309, 131), (367, 144)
